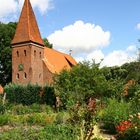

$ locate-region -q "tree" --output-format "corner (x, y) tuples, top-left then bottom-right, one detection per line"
(54, 61), (122, 108)
(121, 61), (140, 82)
(43, 38), (53, 48)
(0, 22), (17, 86)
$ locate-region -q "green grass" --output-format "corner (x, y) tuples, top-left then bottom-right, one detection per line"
(0, 125), (78, 140)
(0, 103), (78, 139)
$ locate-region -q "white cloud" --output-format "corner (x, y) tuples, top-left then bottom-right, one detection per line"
(75, 50), (104, 64)
(0, 0), (53, 22)
(86, 50), (104, 63)
(48, 20), (137, 67)
(126, 45), (137, 52)
(75, 45), (137, 67)
(48, 20), (110, 53)
(0, 0), (18, 21)
(101, 50), (130, 67)
(136, 23), (140, 30)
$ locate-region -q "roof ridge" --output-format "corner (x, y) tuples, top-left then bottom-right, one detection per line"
(27, 0), (30, 41)
(45, 46), (70, 56)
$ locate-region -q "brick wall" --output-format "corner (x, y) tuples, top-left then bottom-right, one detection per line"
(43, 62), (53, 85)
(12, 43), (44, 85)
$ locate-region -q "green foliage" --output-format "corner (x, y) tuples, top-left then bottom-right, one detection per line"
(9, 104), (54, 115)
(55, 111), (70, 124)
(0, 22), (17, 86)
(0, 104), (5, 115)
(117, 127), (140, 140)
(43, 38), (53, 48)
(43, 85), (55, 106)
(11, 104), (39, 115)
(26, 113), (47, 125)
(122, 82), (140, 112)
(54, 61), (124, 108)
(0, 96), (5, 114)
(97, 98), (132, 133)
(101, 66), (127, 80)
(43, 124), (78, 140)
(5, 83), (56, 105)
(1, 60), (140, 138)
(0, 125), (78, 140)
(5, 84), (41, 105)
(131, 89), (140, 112)
(0, 114), (9, 126)
(121, 61), (140, 82)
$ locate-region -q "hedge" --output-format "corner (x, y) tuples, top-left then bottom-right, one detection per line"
(4, 83), (55, 105)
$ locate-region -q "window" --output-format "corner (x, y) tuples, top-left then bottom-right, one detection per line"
(24, 72), (27, 79)
(34, 50), (36, 57)
(29, 67), (32, 75)
(39, 52), (41, 58)
(17, 51), (19, 57)
(24, 50), (27, 56)
(16, 73), (19, 79)
(39, 73), (41, 78)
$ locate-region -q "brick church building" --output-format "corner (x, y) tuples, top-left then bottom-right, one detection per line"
(11, 0), (77, 85)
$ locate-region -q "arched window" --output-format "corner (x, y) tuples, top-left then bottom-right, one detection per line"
(24, 50), (27, 56)
(16, 73), (19, 79)
(39, 52), (41, 58)
(24, 72), (27, 79)
(34, 50), (36, 57)
(17, 51), (19, 57)
(39, 73), (41, 78)
(29, 67), (32, 75)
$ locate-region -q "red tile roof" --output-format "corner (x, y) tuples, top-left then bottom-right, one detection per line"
(11, 0), (44, 46)
(43, 47), (77, 73)
(0, 85), (3, 94)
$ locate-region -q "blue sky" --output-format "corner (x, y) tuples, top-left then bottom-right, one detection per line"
(39, 0), (140, 51)
(1, 0), (140, 66)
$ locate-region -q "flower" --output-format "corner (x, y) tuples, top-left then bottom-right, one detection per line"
(116, 120), (132, 132)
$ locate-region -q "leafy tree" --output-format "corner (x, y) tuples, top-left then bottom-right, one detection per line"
(54, 61), (123, 108)
(43, 38), (53, 48)
(121, 61), (140, 82)
(0, 22), (17, 86)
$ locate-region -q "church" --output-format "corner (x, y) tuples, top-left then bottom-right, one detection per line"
(11, 0), (77, 85)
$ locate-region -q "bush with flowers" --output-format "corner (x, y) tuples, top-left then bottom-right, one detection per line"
(116, 113), (140, 139)
(97, 98), (132, 134)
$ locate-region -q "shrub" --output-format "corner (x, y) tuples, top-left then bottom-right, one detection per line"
(116, 113), (140, 140)
(0, 114), (9, 126)
(26, 113), (47, 125)
(131, 87), (140, 113)
(4, 83), (55, 105)
(0, 97), (5, 114)
(55, 111), (70, 124)
(97, 98), (132, 133)
(117, 127), (140, 140)
(43, 85), (55, 106)
(0, 104), (5, 114)
(54, 62), (124, 109)
(5, 84), (41, 105)
(44, 124), (79, 140)
(0, 125), (79, 140)
(0, 127), (47, 140)
(11, 104), (32, 115)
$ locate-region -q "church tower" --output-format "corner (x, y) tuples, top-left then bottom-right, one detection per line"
(11, 0), (44, 85)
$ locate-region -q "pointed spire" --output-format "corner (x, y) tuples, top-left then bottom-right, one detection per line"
(12, 0), (44, 46)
